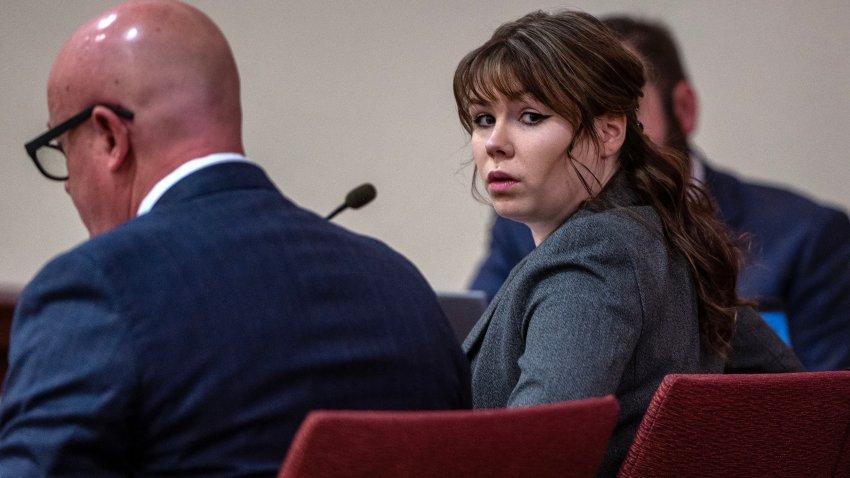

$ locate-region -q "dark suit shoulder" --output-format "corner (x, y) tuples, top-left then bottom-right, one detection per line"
(706, 164), (848, 231)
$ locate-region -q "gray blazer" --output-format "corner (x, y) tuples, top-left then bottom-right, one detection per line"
(464, 173), (723, 477)
(726, 306), (804, 373)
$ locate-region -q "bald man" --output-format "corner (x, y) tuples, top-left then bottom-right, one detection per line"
(1, 1), (470, 475)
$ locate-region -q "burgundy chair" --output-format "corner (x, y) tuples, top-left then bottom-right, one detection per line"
(618, 372), (850, 478)
(278, 395), (619, 478)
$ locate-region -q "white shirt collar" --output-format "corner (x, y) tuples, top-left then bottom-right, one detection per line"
(136, 152), (250, 216)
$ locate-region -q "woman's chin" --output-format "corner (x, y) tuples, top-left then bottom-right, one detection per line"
(493, 204), (528, 224)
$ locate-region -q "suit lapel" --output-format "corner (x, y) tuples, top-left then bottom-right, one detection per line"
(462, 252), (532, 357)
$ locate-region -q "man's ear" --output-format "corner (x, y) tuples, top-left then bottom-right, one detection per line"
(595, 113), (627, 160)
(91, 105), (131, 174)
(672, 80), (698, 137)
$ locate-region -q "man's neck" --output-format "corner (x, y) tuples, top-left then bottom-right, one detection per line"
(688, 147), (706, 184)
(136, 152), (250, 216)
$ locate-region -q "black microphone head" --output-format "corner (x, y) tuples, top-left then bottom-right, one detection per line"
(344, 183), (377, 210)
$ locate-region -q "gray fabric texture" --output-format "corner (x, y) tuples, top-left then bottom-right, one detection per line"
(463, 172), (725, 477)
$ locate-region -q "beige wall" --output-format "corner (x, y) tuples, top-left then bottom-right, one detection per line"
(2, 0), (848, 292)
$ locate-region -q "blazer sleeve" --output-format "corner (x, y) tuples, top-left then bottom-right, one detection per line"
(725, 306), (805, 373)
(0, 252), (136, 476)
(507, 233), (644, 406)
(785, 208), (850, 371)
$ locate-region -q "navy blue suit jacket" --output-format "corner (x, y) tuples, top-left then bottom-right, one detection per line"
(0, 162), (471, 476)
(471, 162), (850, 371)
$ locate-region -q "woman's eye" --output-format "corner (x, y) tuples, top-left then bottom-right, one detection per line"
(473, 114), (495, 128)
(521, 112), (549, 125)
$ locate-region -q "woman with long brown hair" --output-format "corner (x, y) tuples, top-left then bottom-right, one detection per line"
(455, 10), (743, 475)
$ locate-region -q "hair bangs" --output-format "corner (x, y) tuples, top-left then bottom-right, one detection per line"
(455, 44), (530, 131)
(468, 48), (527, 104)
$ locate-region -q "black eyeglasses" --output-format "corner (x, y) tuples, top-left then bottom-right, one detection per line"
(24, 104), (135, 181)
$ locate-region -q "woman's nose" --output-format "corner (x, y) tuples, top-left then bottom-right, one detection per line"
(485, 123), (514, 158)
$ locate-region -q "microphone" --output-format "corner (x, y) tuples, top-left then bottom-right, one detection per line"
(326, 183), (377, 220)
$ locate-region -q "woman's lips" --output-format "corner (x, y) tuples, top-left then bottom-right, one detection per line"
(486, 170), (518, 194)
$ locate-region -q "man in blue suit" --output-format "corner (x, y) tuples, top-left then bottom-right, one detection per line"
(470, 15), (850, 372)
(1, 1), (470, 475)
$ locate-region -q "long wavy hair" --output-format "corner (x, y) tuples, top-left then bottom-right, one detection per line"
(453, 10), (742, 356)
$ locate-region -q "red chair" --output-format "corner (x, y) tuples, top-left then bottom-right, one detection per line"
(618, 372), (850, 478)
(278, 395), (619, 478)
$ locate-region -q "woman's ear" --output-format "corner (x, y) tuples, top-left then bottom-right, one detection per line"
(91, 105), (132, 174)
(595, 113), (627, 160)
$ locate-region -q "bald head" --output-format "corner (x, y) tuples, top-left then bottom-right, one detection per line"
(46, 0), (245, 236)
(49, 0), (243, 168)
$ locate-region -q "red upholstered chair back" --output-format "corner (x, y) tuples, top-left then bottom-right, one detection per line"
(278, 395), (619, 478)
(618, 372), (850, 478)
